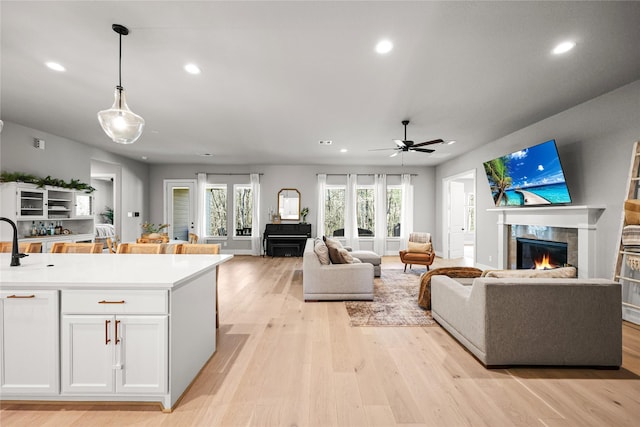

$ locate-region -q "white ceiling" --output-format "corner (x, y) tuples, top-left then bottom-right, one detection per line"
(2, 1), (640, 166)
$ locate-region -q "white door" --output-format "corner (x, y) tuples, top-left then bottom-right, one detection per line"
(0, 290), (59, 394)
(61, 315), (114, 393)
(448, 181), (466, 258)
(165, 180), (196, 241)
(116, 315), (168, 394)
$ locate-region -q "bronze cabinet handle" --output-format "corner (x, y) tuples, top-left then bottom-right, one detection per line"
(7, 294), (36, 299)
(115, 320), (121, 345)
(105, 320), (111, 345)
(98, 300), (125, 304)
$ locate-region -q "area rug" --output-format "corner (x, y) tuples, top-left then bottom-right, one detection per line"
(345, 269), (437, 327)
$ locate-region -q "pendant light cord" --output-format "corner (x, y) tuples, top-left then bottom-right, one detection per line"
(117, 31), (123, 109)
(118, 31), (122, 88)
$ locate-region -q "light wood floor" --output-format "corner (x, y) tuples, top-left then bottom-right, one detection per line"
(2, 255), (640, 426)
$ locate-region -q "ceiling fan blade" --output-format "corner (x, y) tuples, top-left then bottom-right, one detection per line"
(412, 138), (444, 147)
(369, 147), (396, 151)
(390, 152), (399, 158)
(411, 147), (435, 154)
(393, 139), (406, 148)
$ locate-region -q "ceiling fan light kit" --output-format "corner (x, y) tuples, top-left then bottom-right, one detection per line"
(97, 24), (145, 145)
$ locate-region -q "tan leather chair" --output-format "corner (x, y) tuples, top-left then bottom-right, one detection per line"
(116, 243), (163, 254)
(50, 242), (103, 253)
(0, 241), (43, 253)
(399, 232), (435, 272)
(188, 233), (199, 244)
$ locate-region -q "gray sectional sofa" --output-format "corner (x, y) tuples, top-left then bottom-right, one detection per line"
(431, 275), (622, 367)
(302, 238), (374, 301)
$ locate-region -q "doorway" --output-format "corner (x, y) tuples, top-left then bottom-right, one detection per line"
(442, 170), (476, 264)
(91, 159), (121, 242)
(164, 180), (196, 241)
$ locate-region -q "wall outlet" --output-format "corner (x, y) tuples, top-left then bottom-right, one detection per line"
(33, 138), (45, 149)
(489, 255), (493, 262)
(223, 242), (227, 247)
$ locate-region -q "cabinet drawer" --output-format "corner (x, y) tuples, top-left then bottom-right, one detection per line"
(61, 290), (168, 314)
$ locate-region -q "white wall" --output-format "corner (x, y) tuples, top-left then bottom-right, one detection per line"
(435, 79), (640, 278)
(0, 121), (150, 242)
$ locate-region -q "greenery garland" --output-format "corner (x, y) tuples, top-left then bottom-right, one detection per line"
(0, 171), (96, 193)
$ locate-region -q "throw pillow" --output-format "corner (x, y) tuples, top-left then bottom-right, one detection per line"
(337, 248), (354, 264)
(323, 236), (344, 264)
(314, 240), (330, 265)
(408, 241), (432, 253)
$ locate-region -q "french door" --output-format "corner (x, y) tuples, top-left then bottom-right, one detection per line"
(164, 180), (196, 242)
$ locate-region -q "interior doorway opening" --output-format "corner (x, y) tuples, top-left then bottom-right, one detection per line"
(442, 170), (476, 264)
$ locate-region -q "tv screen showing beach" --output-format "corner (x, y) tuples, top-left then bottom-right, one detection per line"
(483, 139), (572, 207)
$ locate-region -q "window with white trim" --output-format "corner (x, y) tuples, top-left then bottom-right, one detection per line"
(205, 185), (227, 237)
(233, 184), (253, 237)
(324, 185), (345, 237)
(387, 185), (402, 237)
(356, 185), (375, 236)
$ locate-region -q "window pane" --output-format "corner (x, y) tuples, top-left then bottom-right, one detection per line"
(205, 187), (227, 236)
(356, 188), (375, 236)
(387, 188), (401, 237)
(325, 188), (345, 237)
(234, 186), (253, 236)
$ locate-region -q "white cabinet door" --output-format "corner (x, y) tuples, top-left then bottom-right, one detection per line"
(61, 315), (114, 393)
(116, 316), (168, 394)
(0, 290), (59, 394)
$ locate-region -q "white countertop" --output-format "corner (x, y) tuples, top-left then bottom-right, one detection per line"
(0, 253), (233, 289)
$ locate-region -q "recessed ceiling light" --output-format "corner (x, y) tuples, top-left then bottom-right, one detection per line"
(446, 140), (456, 145)
(552, 41), (576, 55)
(199, 153), (213, 157)
(340, 148), (348, 153)
(184, 63), (201, 74)
(45, 62), (66, 72)
(319, 140), (333, 145)
(375, 39), (393, 54)
(141, 156), (148, 160)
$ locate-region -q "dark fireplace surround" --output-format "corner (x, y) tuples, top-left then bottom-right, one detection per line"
(516, 237), (568, 269)
(508, 225), (577, 270)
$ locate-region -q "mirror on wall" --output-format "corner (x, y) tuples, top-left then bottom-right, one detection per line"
(278, 188), (301, 221)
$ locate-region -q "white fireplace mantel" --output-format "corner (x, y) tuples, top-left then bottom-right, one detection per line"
(487, 205), (606, 278)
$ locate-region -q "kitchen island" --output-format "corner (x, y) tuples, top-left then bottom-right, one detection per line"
(0, 252), (232, 411)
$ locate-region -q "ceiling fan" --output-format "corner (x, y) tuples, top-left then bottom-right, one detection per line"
(371, 120), (444, 157)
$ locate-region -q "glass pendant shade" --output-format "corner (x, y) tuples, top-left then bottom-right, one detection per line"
(97, 86), (145, 144)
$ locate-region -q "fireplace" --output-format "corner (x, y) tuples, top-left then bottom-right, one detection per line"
(516, 237), (568, 269)
(489, 205), (606, 278)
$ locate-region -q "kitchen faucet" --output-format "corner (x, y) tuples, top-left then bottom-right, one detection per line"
(0, 217), (27, 266)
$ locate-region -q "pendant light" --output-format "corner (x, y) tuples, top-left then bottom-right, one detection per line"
(97, 24), (144, 144)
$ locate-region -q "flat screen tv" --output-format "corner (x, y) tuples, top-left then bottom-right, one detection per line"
(483, 139), (572, 207)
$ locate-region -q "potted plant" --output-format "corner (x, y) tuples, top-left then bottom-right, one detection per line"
(300, 207), (309, 224)
(141, 222), (169, 239)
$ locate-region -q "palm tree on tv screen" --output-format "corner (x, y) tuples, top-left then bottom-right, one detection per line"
(484, 157), (512, 206)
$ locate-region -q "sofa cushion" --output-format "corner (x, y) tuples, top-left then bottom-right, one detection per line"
(408, 241), (432, 253)
(481, 266), (577, 278)
(314, 239), (330, 265)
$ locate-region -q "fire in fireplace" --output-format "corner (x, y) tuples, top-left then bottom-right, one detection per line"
(516, 237), (568, 270)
